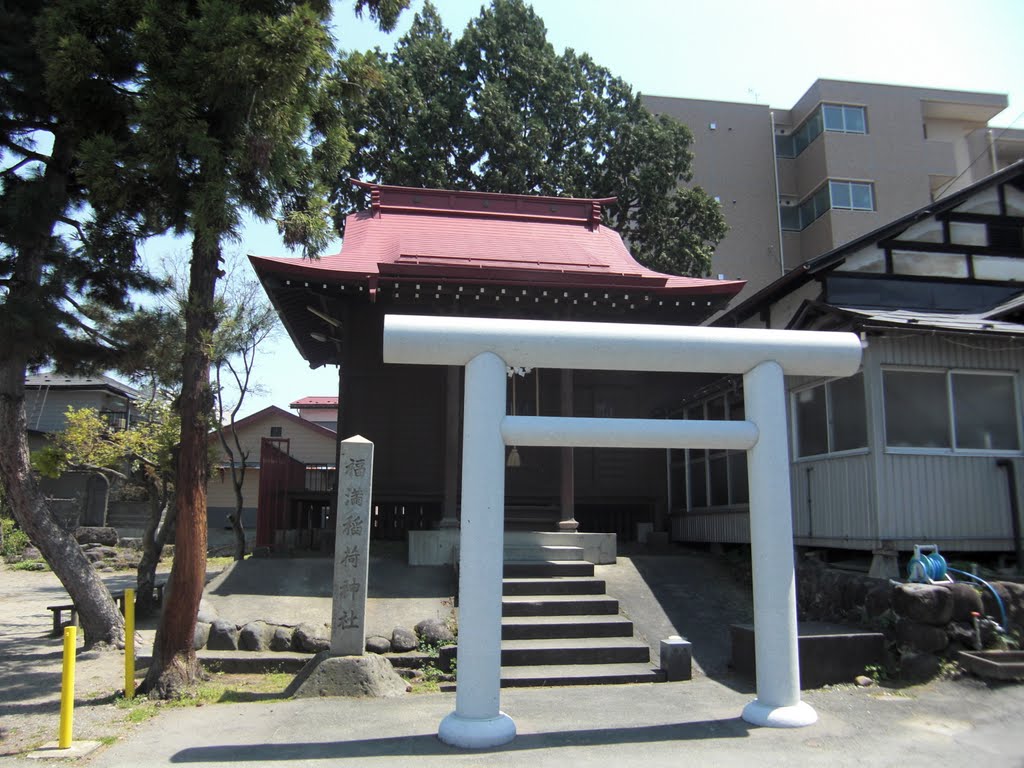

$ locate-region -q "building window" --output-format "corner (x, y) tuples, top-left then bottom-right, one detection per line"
(776, 104), (867, 159)
(780, 181), (874, 231)
(792, 373), (867, 458)
(674, 390), (748, 510)
(822, 104), (867, 134)
(883, 369), (1020, 452)
(270, 426), (283, 437)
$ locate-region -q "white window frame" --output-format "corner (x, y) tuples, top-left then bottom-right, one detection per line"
(791, 373), (869, 461)
(678, 392), (749, 510)
(882, 366), (1022, 456)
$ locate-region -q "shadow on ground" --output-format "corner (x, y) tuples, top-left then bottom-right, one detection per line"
(169, 717), (752, 762)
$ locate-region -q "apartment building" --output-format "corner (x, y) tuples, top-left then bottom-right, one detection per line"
(644, 80), (1024, 303)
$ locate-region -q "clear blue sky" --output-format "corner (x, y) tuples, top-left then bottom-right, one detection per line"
(182, 0), (1024, 417)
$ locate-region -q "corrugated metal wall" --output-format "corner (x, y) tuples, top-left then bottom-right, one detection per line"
(873, 334), (1024, 551)
(790, 454), (876, 547)
(671, 509), (750, 543)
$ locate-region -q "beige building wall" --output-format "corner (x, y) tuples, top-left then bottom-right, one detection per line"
(642, 95), (784, 305)
(647, 80), (1008, 306)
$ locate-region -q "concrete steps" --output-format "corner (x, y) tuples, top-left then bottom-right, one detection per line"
(483, 551), (664, 688)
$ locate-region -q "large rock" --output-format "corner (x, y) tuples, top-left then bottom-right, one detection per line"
(75, 527), (118, 546)
(196, 599), (219, 625)
(239, 621), (274, 652)
(207, 619), (240, 651)
(896, 619), (949, 654)
(865, 583), (894, 618)
(391, 627), (418, 653)
(286, 652), (407, 699)
(900, 651), (941, 682)
(893, 583), (953, 626)
(193, 622), (211, 650)
(984, 581), (1024, 630)
(365, 635), (392, 654)
(415, 618), (455, 647)
(270, 627), (294, 652)
(947, 583), (984, 622)
(293, 623), (331, 654)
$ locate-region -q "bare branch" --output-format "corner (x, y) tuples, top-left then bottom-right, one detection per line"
(2, 156), (36, 177)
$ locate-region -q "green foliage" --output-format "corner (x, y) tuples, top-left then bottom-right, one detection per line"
(33, 402), (179, 490)
(864, 664), (889, 683)
(2, 517), (31, 562)
(336, 0), (726, 276)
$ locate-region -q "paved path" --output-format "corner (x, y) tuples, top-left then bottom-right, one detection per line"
(81, 674), (1024, 767)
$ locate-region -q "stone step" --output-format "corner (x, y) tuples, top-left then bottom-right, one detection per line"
(499, 663), (666, 688)
(502, 577), (606, 596)
(501, 637), (650, 666)
(502, 594), (619, 617)
(503, 560), (595, 578)
(502, 614), (635, 640)
(503, 545), (585, 562)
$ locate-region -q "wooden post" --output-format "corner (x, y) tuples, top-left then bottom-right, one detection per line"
(558, 369), (578, 532)
(441, 365), (461, 528)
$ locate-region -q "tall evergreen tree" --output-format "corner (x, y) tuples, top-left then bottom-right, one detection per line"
(131, 0), (404, 697)
(335, 0), (726, 276)
(0, 0), (161, 648)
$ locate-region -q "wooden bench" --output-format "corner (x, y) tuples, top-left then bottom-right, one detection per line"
(47, 582), (166, 636)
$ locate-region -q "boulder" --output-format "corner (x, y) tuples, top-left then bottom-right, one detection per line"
(193, 621), (211, 650)
(207, 619), (239, 651)
(75, 527), (118, 546)
(293, 623), (331, 654)
(286, 651), (408, 699)
(196, 599), (219, 625)
(239, 621), (274, 652)
(864, 583), (894, 618)
(946, 583), (983, 622)
(893, 583), (953, 625)
(365, 635), (392, 654)
(390, 627), (418, 653)
(900, 651), (941, 682)
(895, 619), (948, 654)
(415, 618), (455, 647)
(270, 627), (294, 652)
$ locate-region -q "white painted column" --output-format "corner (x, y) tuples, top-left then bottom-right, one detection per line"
(438, 352), (516, 748)
(741, 361), (817, 727)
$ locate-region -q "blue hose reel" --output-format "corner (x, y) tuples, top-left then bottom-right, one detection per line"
(907, 544), (950, 584)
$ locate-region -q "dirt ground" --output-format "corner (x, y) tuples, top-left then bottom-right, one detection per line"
(0, 562), (179, 757)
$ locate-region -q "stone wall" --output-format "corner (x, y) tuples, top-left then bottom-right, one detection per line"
(797, 559), (1024, 676)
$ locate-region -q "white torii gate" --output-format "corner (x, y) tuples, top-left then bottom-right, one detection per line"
(383, 314), (862, 749)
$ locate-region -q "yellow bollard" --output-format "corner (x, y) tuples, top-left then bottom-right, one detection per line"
(58, 625), (76, 749)
(123, 588), (135, 699)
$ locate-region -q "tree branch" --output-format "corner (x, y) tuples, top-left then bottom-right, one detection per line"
(2, 156), (36, 177)
(0, 137), (50, 164)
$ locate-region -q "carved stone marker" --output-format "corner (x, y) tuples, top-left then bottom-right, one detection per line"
(331, 435), (373, 656)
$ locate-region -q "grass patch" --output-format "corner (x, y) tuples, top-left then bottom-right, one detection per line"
(206, 556), (236, 569)
(115, 672), (292, 722)
(10, 559), (48, 572)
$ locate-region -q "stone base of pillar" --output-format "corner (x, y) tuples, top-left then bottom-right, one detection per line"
(439, 517), (460, 529)
(438, 711), (516, 748)
(741, 699), (817, 728)
(556, 518), (579, 532)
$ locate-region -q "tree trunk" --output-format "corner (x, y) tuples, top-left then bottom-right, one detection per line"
(230, 468), (246, 561)
(0, 363), (125, 647)
(136, 485), (176, 618)
(142, 234), (220, 698)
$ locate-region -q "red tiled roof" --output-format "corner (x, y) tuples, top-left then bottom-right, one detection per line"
(250, 182), (744, 296)
(289, 396), (338, 408)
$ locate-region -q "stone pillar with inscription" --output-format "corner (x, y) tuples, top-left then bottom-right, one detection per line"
(331, 436), (373, 657)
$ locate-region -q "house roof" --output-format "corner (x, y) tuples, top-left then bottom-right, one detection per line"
(793, 302), (1024, 336)
(209, 405), (339, 443)
(714, 160), (1024, 327)
(289, 396), (338, 409)
(252, 181), (745, 295)
(24, 372), (141, 400)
